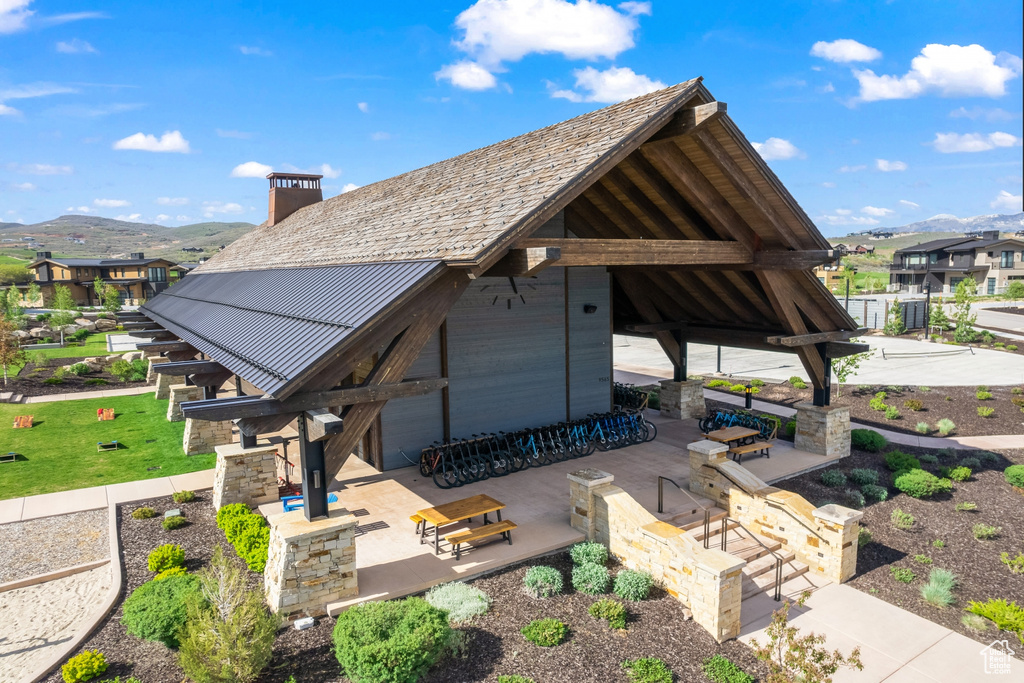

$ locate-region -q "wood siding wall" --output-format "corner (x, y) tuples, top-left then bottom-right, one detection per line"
(379, 332), (445, 470)
(567, 267), (612, 419)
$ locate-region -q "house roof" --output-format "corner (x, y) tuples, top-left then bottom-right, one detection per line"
(29, 257), (170, 268)
(894, 237), (975, 254)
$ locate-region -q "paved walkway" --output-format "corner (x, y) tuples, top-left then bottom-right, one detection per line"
(23, 384), (153, 404)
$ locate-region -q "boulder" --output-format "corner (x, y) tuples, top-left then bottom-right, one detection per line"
(11, 330), (30, 339)
(121, 351), (143, 362)
(63, 324), (81, 336)
(29, 327), (50, 339)
(74, 318), (98, 332)
(105, 354), (122, 362)
(94, 318), (118, 332)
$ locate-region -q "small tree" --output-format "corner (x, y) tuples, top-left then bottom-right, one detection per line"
(751, 597), (863, 683)
(25, 281), (41, 307)
(49, 284), (78, 346)
(831, 341), (871, 398)
(1004, 281), (1024, 307)
(102, 284), (122, 314)
(92, 276), (106, 309)
(929, 302), (950, 332)
(0, 319), (27, 386)
(953, 279), (978, 343)
(883, 296), (907, 336)
(4, 287), (25, 325)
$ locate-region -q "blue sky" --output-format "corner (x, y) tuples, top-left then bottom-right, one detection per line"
(1, 0), (1021, 236)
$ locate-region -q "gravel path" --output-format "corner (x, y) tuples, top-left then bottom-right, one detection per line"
(0, 565), (112, 683)
(0, 509), (108, 584)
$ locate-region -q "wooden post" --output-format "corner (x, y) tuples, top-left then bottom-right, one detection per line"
(240, 431), (256, 449)
(675, 337), (687, 382)
(203, 385), (217, 401)
(298, 416), (328, 521)
(813, 342), (831, 407)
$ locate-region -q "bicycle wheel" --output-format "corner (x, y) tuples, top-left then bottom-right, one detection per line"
(419, 451), (433, 477)
(644, 419), (657, 442)
(432, 457), (458, 488)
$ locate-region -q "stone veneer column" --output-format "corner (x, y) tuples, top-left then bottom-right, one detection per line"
(794, 403), (851, 458)
(264, 502), (358, 623)
(568, 468), (615, 542)
(183, 417), (235, 455)
(147, 356), (170, 382)
(687, 439), (730, 500)
(154, 362), (176, 400)
(691, 553), (745, 642)
(658, 379), (706, 420)
(812, 504), (864, 583)
(212, 440), (280, 510)
(166, 384), (203, 421)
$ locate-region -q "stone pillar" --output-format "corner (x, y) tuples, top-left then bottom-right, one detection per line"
(568, 468), (615, 542)
(687, 440), (730, 499)
(264, 502), (357, 623)
(812, 504), (864, 583)
(794, 403), (851, 458)
(155, 368), (177, 401)
(691, 553), (746, 642)
(147, 356), (170, 382)
(183, 417), (235, 455)
(167, 384), (203, 421)
(658, 379), (706, 420)
(212, 440), (280, 510)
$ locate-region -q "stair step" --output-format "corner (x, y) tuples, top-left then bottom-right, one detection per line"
(741, 561), (809, 600)
(742, 550), (796, 579)
(669, 507), (727, 531)
(689, 519), (738, 542)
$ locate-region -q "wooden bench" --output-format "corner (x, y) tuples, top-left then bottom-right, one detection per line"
(12, 415), (33, 429)
(410, 514), (425, 535)
(98, 408), (115, 421)
(728, 441), (773, 463)
(445, 519), (517, 560)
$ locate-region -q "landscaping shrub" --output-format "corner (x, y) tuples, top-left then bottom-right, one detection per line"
(977, 406), (995, 418)
(425, 582), (491, 623)
(915, 422), (930, 434)
(843, 488), (866, 509)
(918, 453), (938, 464)
(121, 575), (201, 648)
(858, 527), (872, 548)
(729, 383), (746, 392)
(976, 390), (993, 400)
(216, 503), (251, 529)
(955, 502), (978, 512)
(849, 468), (879, 486)
(884, 450), (920, 472)
(707, 379), (730, 388)
(234, 524), (270, 572)
(936, 418), (956, 436)
(1005, 464), (1024, 488)
(851, 429), (887, 452)
(948, 466), (971, 482)
(891, 509), (915, 530)
(894, 469), (951, 498)
(1000, 552), (1024, 575)
(962, 613), (990, 632)
(965, 599), (1024, 641)
(84, 378), (110, 386)
(973, 524), (1001, 540)
(820, 469), (846, 487)
(874, 390), (887, 400)
(884, 405), (901, 420)
(613, 569), (653, 601)
(154, 566), (187, 581)
(163, 515), (188, 531)
(1010, 345), (1019, 351)
(785, 420), (796, 438)
(521, 618), (567, 647)
(147, 543), (186, 572)
(980, 451), (999, 464)
(933, 539), (946, 548)
(914, 554), (932, 564)
(172, 490), (196, 503)
(903, 399), (923, 411)
(1014, 387), (1024, 395)
(523, 566), (562, 598)
(569, 541), (608, 566)
(861, 484), (888, 502)
(498, 677), (535, 683)
(702, 655), (754, 683)
(69, 328), (90, 342)
(959, 456), (981, 469)
(589, 598), (627, 629)
(68, 362), (92, 376)
(44, 368), (66, 385)
(621, 657), (673, 683)
(920, 568), (957, 608)
(131, 507), (156, 520)
(109, 360), (133, 382)
(224, 510), (265, 544)
(62, 650), (107, 683)
(750, 378), (765, 387)
(333, 597), (453, 683)
(890, 567), (916, 583)
(868, 397), (887, 411)
(788, 376), (804, 386)
(572, 563), (610, 594)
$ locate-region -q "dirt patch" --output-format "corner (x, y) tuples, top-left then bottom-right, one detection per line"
(775, 444), (1024, 646)
(706, 383), (1024, 437)
(11, 357), (153, 397)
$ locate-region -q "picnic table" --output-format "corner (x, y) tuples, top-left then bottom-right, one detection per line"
(705, 426), (759, 447)
(416, 493), (509, 556)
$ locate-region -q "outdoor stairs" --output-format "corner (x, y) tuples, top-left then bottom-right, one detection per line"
(0, 392), (24, 404)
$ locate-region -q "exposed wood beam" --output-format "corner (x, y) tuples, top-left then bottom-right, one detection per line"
(585, 182), (661, 239)
(601, 167), (695, 240)
(756, 271), (827, 391)
(826, 341), (871, 358)
(166, 350), (199, 362)
(190, 369), (233, 389)
(721, 270), (777, 322)
(135, 341), (195, 353)
(129, 329), (171, 339)
(154, 360), (226, 376)
(605, 249), (834, 271)
(621, 320), (795, 353)
(766, 330), (864, 347)
(614, 272), (681, 370)
(644, 101), (727, 144)
(621, 153), (716, 240)
(483, 246), (561, 277)
(120, 321), (162, 330)
(514, 238), (751, 266)
(306, 408), (344, 442)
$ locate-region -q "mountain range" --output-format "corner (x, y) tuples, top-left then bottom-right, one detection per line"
(867, 212), (1023, 236)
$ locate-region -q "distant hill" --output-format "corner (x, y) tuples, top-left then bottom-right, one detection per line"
(0, 215), (255, 261)
(837, 212), (1024, 239)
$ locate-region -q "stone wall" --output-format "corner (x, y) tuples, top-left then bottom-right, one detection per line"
(154, 363), (175, 400)
(687, 440), (862, 583)
(147, 356), (169, 381)
(569, 469), (745, 642)
(183, 417), (235, 455)
(658, 379), (706, 420)
(212, 441), (280, 510)
(794, 403), (851, 458)
(264, 502), (358, 623)
(166, 384), (203, 421)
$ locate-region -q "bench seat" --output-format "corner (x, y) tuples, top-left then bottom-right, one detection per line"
(445, 519), (517, 560)
(729, 441), (773, 463)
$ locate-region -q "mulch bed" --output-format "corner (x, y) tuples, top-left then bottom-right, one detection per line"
(995, 307), (1024, 316)
(707, 383), (1024, 437)
(775, 444), (1024, 646)
(12, 357), (153, 397)
(49, 492), (769, 683)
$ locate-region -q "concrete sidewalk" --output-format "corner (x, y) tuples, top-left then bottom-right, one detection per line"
(23, 384), (154, 404)
(0, 469), (214, 524)
(740, 582), (1019, 682)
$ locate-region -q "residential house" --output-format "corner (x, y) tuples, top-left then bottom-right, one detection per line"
(888, 231), (1024, 294)
(28, 251), (179, 306)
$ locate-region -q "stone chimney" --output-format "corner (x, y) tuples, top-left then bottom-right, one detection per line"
(36, 251), (52, 260)
(982, 230), (999, 240)
(267, 173), (323, 226)
(131, 252), (145, 259)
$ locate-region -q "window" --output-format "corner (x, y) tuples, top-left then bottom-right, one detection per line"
(148, 267), (167, 282)
(75, 268), (81, 278)
(929, 253), (938, 264)
(987, 277), (996, 295)
(1001, 251), (1014, 268)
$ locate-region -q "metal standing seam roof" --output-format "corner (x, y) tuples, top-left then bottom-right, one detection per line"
(141, 260), (444, 396)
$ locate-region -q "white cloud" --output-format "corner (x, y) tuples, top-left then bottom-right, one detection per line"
(10, 182), (35, 191)
(861, 206), (893, 217)
(156, 197), (189, 206)
(317, 163), (341, 179)
(838, 164), (866, 173)
(230, 161), (273, 178)
(810, 39), (881, 63)
(357, 102), (369, 113)
(834, 208), (852, 216)
(435, 61), (498, 90)
(202, 201), (245, 218)
(0, 103), (18, 115)
(0, 82), (77, 101)
(0, 0), (33, 33)
(155, 214), (170, 222)
(991, 190), (1023, 212)
(550, 66), (665, 103)
(38, 11), (106, 27)
(216, 129), (251, 139)
(930, 131), (1023, 153)
(113, 130), (191, 153)
(370, 131), (392, 141)
(66, 205), (91, 213)
(13, 162), (73, 175)
(819, 82), (835, 93)
(853, 44), (1022, 102)
(950, 106), (1016, 122)
(899, 200), (920, 209)
(56, 38), (97, 53)
(876, 158), (907, 172)
(94, 198), (130, 208)
(342, 183), (360, 193)
(115, 213), (142, 222)
(281, 162), (342, 179)
(751, 137), (804, 161)
(821, 181), (836, 188)
(818, 214), (880, 226)
(239, 46), (272, 56)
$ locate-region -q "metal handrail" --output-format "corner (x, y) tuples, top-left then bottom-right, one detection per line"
(722, 517), (785, 602)
(658, 476), (714, 549)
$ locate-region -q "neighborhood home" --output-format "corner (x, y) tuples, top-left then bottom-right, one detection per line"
(28, 251), (182, 306)
(813, 262), (847, 290)
(888, 230), (1024, 294)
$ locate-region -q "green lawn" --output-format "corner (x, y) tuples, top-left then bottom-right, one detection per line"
(0, 394), (215, 499)
(0, 254), (30, 265)
(13, 332), (126, 375)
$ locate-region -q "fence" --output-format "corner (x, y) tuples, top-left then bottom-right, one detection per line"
(838, 298), (927, 330)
